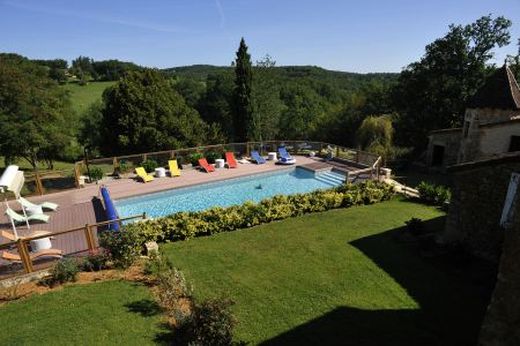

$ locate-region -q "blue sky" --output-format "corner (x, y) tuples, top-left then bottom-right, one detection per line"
(1, 0), (519, 73)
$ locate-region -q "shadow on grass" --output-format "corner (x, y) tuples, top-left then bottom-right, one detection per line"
(125, 299), (162, 317)
(260, 307), (432, 346)
(153, 322), (177, 346)
(262, 216), (497, 346)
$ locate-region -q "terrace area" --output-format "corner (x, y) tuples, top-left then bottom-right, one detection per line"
(0, 141), (382, 279)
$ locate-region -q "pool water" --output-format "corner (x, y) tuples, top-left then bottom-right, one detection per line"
(114, 167), (345, 218)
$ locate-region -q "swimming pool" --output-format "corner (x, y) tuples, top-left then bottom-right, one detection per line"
(114, 167), (346, 218)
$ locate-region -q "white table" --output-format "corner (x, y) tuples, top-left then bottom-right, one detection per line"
(26, 205), (43, 216)
(215, 159), (225, 168)
(268, 152), (277, 161)
(155, 167), (166, 178)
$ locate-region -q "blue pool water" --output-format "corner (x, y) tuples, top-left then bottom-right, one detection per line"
(114, 167), (345, 218)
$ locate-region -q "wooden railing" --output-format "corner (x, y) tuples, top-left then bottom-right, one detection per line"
(74, 140), (382, 187)
(0, 213), (146, 275)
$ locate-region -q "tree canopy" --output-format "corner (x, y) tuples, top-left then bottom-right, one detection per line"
(0, 54), (74, 169)
(98, 69), (213, 155)
(392, 15), (512, 151)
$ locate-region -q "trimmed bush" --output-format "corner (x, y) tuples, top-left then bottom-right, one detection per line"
(89, 166), (104, 182)
(99, 229), (144, 268)
(204, 151), (222, 164)
(417, 181), (451, 206)
(116, 160), (133, 174)
(42, 258), (80, 286)
(81, 250), (109, 272)
(141, 159), (158, 173)
(189, 153), (204, 166)
(121, 181), (395, 246)
(155, 266), (193, 317)
(177, 298), (237, 346)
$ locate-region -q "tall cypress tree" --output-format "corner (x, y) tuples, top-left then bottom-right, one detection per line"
(233, 38), (254, 142)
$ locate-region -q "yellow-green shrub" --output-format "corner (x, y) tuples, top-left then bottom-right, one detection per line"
(120, 181), (395, 245)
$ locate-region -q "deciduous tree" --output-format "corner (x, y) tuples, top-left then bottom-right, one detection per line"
(0, 54), (74, 169)
(99, 69), (211, 155)
(251, 55), (284, 141)
(392, 15), (512, 151)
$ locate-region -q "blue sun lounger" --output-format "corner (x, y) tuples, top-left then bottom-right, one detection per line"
(250, 151), (266, 164)
(277, 146), (296, 165)
(278, 146), (292, 160)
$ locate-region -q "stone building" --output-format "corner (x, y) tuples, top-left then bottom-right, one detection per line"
(442, 152), (520, 261)
(426, 65), (520, 169)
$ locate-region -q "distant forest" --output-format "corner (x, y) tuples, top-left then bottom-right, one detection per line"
(0, 15), (519, 170)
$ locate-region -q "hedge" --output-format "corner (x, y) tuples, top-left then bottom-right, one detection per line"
(121, 180), (395, 245)
(416, 181), (451, 206)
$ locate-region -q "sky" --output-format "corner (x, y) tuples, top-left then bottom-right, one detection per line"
(1, 0), (519, 73)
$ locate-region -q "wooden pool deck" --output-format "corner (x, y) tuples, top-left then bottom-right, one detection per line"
(0, 157), (323, 249)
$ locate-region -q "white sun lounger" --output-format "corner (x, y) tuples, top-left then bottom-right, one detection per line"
(18, 197), (58, 211)
(5, 208), (49, 224)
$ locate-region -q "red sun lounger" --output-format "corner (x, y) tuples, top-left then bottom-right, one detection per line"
(225, 152), (238, 168)
(198, 158), (215, 173)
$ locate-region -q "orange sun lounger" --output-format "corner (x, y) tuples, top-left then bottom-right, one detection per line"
(225, 152), (238, 168)
(198, 158), (215, 173)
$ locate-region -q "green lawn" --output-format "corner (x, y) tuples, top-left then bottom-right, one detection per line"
(0, 200), (492, 345)
(62, 81), (115, 114)
(1, 157), (75, 172)
(162, 199), (491, 345)
(0, 281), (167, 346)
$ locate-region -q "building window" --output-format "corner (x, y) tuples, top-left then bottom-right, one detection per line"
(431, 145), (445, 166)
(463, 121), (470, 138)
(509, 136), (520, 152)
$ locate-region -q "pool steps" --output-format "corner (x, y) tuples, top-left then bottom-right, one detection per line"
(314, 171), (346, 186)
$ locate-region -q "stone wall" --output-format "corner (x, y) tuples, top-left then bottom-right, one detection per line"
(479, 121), (520, 157)
(443, 154), (520, 261)
(426, 129), (462, 169)
(465, 107), (517, 126)
(458, 110), (482, 163)
(478, 208), (520, 346)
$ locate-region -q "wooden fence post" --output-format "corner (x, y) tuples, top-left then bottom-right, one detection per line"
(112, 157), (118, 173)
(143, 154), (147, 162)
(35, 172), (44, 196)
(74, 163), (81, 189)
(17, 239), (33, 273)
(84, 224), (95, 251)
(336, 146), (340, 158)
(142, 212), (147, 220)
(170, 150), (175, 159)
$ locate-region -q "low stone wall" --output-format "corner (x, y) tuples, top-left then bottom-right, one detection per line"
(443, 154), (520, 261)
